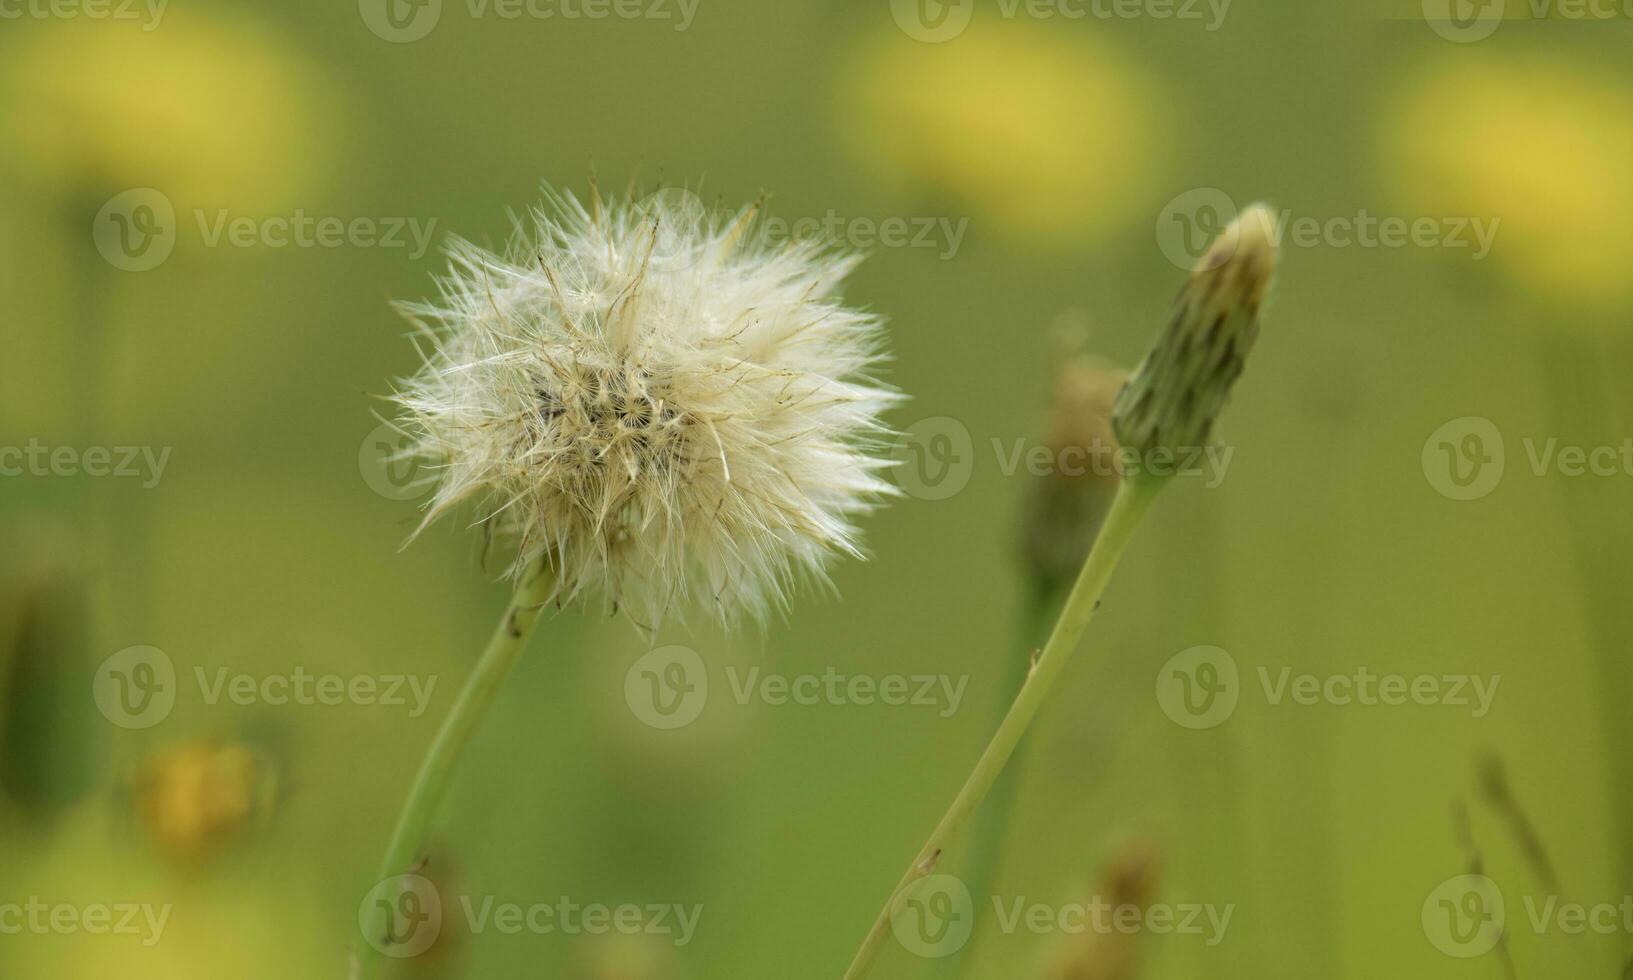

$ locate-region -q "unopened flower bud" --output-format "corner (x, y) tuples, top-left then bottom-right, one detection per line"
(1018, 327), (1128, 595)
(1113, 205), (1277, 472)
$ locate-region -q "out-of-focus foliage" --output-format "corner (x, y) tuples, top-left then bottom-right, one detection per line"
(2, 3), (1630, 979)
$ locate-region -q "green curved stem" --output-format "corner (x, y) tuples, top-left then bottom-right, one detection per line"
(840, 477), (1163, 980)
(358, 560), (555, 973)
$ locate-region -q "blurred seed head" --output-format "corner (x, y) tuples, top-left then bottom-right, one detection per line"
(1044, 839), (1162, 980)
(391, 186), (901, 627)
(1019, 324), (1128, 595)
(1113, 205), (1277, 470)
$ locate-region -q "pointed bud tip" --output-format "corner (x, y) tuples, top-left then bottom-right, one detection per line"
(1194, 202), (1278, 310)
(1112, 201), (1280, 463)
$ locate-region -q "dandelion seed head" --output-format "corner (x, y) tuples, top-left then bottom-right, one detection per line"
(390, 187), (901, 627)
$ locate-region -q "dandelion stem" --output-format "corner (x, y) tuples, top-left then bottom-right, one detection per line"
(839, 476), (1163, 980)
(361, 558), (555, 969)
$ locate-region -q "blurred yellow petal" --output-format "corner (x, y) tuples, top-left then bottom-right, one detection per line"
(3, 15), (331, 210)
(1378, 53), (1633, 311)
(839, 21), (1167, 245)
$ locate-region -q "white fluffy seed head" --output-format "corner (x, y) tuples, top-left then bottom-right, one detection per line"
(389, 186), (902, 628)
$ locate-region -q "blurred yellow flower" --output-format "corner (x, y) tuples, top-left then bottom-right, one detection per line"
(7, 811), (319, 980)
(1378, 54), (1633, 309)
(2, 15), (328, 209)
(839, 22), (1166, 244)
(133, 739), (273, 865)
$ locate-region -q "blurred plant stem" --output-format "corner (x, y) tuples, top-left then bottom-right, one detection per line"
(840, 476), (1163, 980)
(941, 579), (1058, 979)
(68, 191), (158, 642)
(359, 558), (556, 976)
(1, 192), (130, 819)
(1260, 463), (1341, 974)
(70, 192), (114, 444)
(1533, 327), (1633, 893)
(1157, 497), (1254, 978)
(0, 570), (98, 817)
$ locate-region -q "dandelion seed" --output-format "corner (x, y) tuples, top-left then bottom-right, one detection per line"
(391, 188), (901, 627)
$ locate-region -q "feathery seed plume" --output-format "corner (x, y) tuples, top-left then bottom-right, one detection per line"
(389, 186), (901, 627)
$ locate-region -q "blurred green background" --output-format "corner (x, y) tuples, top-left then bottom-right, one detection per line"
(4, 0), (1633, 977)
